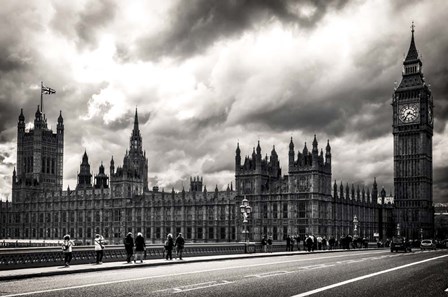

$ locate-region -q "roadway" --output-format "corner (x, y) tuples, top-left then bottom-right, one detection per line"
(0, 249), (447, 297)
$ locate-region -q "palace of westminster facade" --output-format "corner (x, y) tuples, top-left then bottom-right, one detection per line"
(0, 27), (434, 244)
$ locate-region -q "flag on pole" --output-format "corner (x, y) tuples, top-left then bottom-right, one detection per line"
(40, 82), (56, 113)
(41, 84), (56, 95)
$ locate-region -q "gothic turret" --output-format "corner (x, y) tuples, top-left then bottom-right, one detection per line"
(325, 139), (331, 165)
(381, 186), (386, 204)
(57, 111), (63, 124)
(18, 109), (25, 123)
(333, 180), (338, 199)
(372, 177), (378, 202)
(190, 176), (203, 192)
(303, 142), (308, 155)
(94, 162), (109, 189)
(77, 150), (92, 189)
(256, 140), (262, 161)
(110, 156), (115, 175)
(34, 105), (44, 129)
(289, 137), (295, 169)
(312, 135), (318, 154)
(235, 142), (241, 175)
(12, 167), (16, 185)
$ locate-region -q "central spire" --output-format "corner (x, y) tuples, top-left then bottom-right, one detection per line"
(405, 21), (419, 62)
(133, 107), (139, 135)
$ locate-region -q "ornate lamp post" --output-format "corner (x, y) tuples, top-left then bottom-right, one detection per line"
(240, 196), (252, 253)
(353, 215), (359, 238)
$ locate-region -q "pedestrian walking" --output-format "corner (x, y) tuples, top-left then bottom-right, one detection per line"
(124, 232), (134, 263)
(134, 232), (146, 263)
(61, 234), (74, 267)
(175, 233), (185, 260)
(267, 235), (273, 253)
(261, 235), (267, 253)
(317, 236), (323, 250)
(306, 235), (313, 252)
(94, 234), (105, 264)
(286, 235), (291, 251)
(322, 236), (327, 251)
(329, 236), (335, 250)
(164, 233), (174, 260)
(294, 234), (301, 251)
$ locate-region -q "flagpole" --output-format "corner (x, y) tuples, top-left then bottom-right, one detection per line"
(41, 81), (43, 113)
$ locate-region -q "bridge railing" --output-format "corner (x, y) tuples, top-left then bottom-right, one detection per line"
(0, 242), (378, 270)
(0, 242), (290, 269)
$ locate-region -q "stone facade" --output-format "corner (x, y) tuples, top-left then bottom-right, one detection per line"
(0, 108), (394, 244)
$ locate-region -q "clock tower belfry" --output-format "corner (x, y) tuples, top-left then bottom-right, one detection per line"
(392, 23), (434, 239)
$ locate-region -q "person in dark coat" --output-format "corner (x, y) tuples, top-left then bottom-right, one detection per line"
(124, 232), (134, 263)
(175, 233), (185, 260)
(267, 236), (273, 253)
(329, 236), (335, 250)
(294, 234), (301, 251)
(306, 235), (313, 252)
(165, 233), (174, 260)
(134, 232), (146, 263)
(261, 235), (267, 253)
(286, 235), (291, 251)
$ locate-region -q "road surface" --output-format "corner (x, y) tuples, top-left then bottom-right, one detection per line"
(0, 249), (447, 297)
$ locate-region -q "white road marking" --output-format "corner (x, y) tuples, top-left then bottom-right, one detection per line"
(291, 254), (448, 297)
(300, 264), (335, 270)
(0, 251), (392, 297)
(445, 287), (448, 292)
(246, 271), (293, 278)
(155, 280), (234, 294)
(173, 280), (233, 293)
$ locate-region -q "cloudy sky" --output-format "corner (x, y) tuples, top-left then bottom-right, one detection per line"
(0, 0), (447, 203)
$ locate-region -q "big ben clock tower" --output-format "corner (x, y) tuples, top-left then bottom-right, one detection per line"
(392, 23), (434, 239)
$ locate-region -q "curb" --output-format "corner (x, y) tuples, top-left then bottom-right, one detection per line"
(0, 248), (382, 281)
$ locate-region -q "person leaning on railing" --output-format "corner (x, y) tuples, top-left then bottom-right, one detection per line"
(61, 235), (74, 267)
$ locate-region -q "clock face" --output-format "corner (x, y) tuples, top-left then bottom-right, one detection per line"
(399, 104), (419, 123)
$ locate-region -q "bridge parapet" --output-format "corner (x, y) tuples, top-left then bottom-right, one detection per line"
(0, 243), (287, 269)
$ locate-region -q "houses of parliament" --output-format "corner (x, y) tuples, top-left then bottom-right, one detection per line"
(0, 27), (434, 244)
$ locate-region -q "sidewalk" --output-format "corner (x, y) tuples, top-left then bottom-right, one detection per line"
(0, 248), (379, 281)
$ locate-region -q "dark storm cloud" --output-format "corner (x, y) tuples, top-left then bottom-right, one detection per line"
(242, 100), (345, 134)
(389, 19), (448, 132)
(76, 0), (117, 49)
(137, 0), (349, 60)
(50, 0), (118, 49)
(187, 108), (231, 131)
(236, 87), (393, 140)
(0, 47), (30, 74)
(434, 166), (448, 203)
